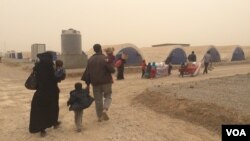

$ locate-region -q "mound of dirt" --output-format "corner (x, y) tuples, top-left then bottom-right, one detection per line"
(134, 90), (250, 134)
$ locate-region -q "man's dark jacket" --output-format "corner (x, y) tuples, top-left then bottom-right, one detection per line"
(82, 53), (115, 86)
(188, 53), (197, 62)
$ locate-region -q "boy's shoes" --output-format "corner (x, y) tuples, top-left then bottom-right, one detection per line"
(53, 121), (61, 129)
(40, 130), (47, 137)
(101, 112), (109, 121)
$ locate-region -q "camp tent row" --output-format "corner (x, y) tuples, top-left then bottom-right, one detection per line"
(86, 44), (248, 66)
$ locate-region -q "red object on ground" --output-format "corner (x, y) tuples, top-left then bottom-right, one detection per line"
(179, 63), (198, 76)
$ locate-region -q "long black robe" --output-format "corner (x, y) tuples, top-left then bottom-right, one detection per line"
(29, 55), (59, 133)
(116, 59), (125, 80)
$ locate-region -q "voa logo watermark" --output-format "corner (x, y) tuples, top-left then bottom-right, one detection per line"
(226, 129), (246, 137)
(222, 125), (250, 141)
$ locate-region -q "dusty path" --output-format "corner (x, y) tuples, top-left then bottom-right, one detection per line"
(0, 63), (249, 141)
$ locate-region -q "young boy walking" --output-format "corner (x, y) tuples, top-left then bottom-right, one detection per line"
(67, 82), (94, 132)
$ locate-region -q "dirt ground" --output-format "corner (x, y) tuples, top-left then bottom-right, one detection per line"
(135, 74), (250, 134)
(0, 62), (250, 141)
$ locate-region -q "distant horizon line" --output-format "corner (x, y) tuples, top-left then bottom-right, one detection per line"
(1, 44), (250, 53)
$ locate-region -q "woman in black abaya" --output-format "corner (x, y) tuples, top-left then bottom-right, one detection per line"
(29, 52), (61, 137)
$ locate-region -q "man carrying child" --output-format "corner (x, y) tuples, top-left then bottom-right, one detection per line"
(82, 44), (115, 122)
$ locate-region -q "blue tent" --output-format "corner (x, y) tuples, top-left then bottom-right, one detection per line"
(166, 48), (187, 65)
(115, 47), (143, 66)
(231, 47), (245, 61)
(207, 47), (221, 62)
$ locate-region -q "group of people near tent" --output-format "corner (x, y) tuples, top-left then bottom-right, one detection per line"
(141, 50), (213, 78)
(104, 47), (128, 80)
(141, 61), (157, 79)
(101, 47), (214, 79)
(141, 61), (170, 79)
(190, 50), (213, 74)
(180, 50), (213, 76)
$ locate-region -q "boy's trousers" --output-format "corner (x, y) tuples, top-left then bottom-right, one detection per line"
(74, 109), (83, 130)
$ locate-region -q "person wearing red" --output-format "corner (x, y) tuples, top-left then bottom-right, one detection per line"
(115, 52), (127, 80)
(150, 62), (157, 78)
(104, 47), (115, 83)
(104, 47), (115, 65)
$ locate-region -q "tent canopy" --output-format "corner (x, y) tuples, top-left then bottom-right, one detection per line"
(166, 48), (187, 64)
(103, 43), (144, 66)
(231, 47), (245, 61)
(207, 47), (221, 62)
(116, 47), (143, 66)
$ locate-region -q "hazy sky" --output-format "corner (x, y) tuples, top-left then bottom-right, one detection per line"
(1, 0), (250, 52)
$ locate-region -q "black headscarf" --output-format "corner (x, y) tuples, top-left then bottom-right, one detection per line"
(37, 51), (53, 62)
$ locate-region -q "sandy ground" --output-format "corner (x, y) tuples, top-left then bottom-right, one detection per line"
(0, 62), (250, 141)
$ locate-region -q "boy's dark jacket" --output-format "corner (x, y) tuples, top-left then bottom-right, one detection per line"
(67, 89), (94, 111)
